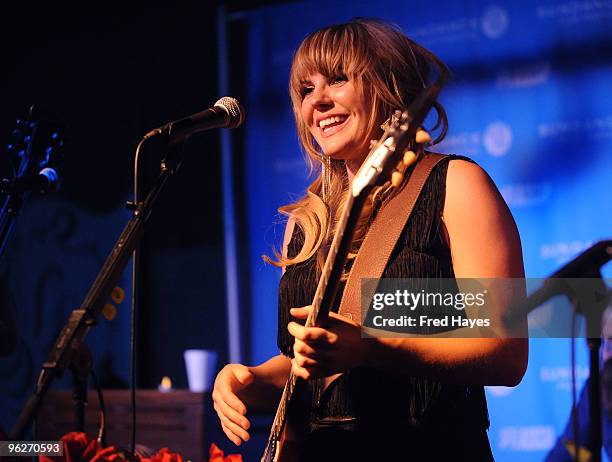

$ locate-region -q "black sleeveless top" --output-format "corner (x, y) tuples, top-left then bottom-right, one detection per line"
(277, 156), (495, 461)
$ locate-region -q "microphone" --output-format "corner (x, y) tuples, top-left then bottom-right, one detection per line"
(503, 240), (612, 328)
(0, 167), (60, 194)
(143, 96), (245, 143)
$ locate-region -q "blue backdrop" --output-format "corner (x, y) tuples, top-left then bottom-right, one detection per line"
(238, 1), (612, 461)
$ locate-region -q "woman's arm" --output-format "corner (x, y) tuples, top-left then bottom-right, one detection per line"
(238, 354), (292, 410)
(213, 354), (291, 445)
(213, 218), (296, 445)
(289, 159), (528, 386)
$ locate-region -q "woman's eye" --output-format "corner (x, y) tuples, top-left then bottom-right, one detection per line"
(301, 86), (314, 98)
(330, 75), (348, 85)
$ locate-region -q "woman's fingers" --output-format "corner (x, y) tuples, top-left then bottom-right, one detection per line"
(222, 388), (247, 415)
(214, 398), (250, 444)
(290, 306), (311, 319)
(287, 321), (338, 345)
(214, 396), (250, 429)
(220, 421), (240, 446)
(293, 338), (323, 358)
(291, 359), (312, 380)
(217, 408), (250, 443)
(291, 357), (332, 380)
(212, 364), (255, 445)
(288, 305), (365, 377)
(220, 419), (245, 446)
(213, 384), (247, 416)
(293, 350), (318, 368)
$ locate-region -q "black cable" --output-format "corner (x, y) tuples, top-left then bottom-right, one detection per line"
(129, 139), (146, 456)
(130, 252), (138, 455)
(90, 369), (106, 447)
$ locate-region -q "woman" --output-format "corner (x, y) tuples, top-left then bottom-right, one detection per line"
(213, 18), (528, 460)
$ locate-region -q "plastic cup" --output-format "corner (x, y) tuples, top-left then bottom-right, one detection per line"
(183, 349), (218, 392)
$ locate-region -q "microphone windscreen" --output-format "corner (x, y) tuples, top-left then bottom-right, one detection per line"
(215, 97), (245, 128)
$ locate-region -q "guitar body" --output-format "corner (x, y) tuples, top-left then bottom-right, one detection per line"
(273, 424), (303, 462)
(270, 378), (309, 462)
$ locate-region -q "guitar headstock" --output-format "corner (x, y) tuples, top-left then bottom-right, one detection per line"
(3, 105), (64, 193)
(351, 81), (442, 198)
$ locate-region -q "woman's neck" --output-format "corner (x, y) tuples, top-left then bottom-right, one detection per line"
(345, 151), (370, 182)
(345, 160), (359, 182)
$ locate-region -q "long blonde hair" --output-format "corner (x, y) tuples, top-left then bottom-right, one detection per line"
(265, 18), (450, 271)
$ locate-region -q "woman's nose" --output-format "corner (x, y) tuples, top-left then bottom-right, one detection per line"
(310, 85), (332, 108)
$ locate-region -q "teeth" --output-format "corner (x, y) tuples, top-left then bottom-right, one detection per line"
(319, 115), (347, 128)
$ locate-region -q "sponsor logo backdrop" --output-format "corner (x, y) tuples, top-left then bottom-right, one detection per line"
(241, 1), (612, 460)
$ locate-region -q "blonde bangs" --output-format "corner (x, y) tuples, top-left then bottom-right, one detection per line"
(289, 24), (370, 101)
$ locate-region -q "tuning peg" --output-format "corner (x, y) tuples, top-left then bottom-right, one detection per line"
(391, 170), (404, 188)
(403, 150), (417, 167)
(415, 129), (431, 144)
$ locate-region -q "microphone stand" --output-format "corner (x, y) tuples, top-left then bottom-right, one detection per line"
(0, 192), (25, 258)
(0, 106), (63, 260)
(570, 276), (607, 462)
(70, 343), (93, 432)
(10, 134), (181, 440)
(505, 240), (611, 462)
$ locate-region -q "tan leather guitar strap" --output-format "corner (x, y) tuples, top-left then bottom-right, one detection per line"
(338, 153), (447, 323)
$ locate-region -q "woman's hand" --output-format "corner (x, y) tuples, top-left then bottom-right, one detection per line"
(288, 306), (368, 379)
(212, 364), (254, 446)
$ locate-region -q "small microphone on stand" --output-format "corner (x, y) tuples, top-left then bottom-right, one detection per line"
(503, 240), (612, 328)
(0, 167), (60, 194)
(143, 96), (245, 144)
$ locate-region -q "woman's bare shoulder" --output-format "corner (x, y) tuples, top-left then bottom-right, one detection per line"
(443, 158), (524, 278)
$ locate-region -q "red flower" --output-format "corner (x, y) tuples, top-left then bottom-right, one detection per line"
(38, 432), (229, 462)
(139, 448), (182, 462)
(39, 432), (122, 462)
(208, 444), (242, 462)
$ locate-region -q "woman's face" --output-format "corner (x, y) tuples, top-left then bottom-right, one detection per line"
(300, 72), (376, 169)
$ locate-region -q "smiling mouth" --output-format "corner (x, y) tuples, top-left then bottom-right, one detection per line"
(318, 115), (350, 138)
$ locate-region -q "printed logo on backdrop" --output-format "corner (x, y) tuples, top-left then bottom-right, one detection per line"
(483, 121), (513, 157)
(481, 5), (509, 39)
(538, 115), (612, 141)
(496, 62), (551, 88)
(437, 130), (481, 156)
(540, 364), (590, 391)
(438, 120), (513, 157)
(499, 182), (552, 208)
(537, 1), (612, 25)
(498, 426), (556, 451)
(410, 4), (509, 44)
(540, 240), (594, 265)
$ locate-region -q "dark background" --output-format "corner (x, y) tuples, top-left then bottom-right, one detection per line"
(0, 1), (271, 407)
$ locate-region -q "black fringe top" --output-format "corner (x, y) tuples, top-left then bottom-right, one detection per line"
(277, 155), (493, 459)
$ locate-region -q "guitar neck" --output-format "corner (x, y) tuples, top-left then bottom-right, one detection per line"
(262, 188), (371, 462)
(307, 191), (368, 327)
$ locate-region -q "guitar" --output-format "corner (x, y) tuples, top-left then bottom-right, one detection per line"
(261, 79), (444, 462)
